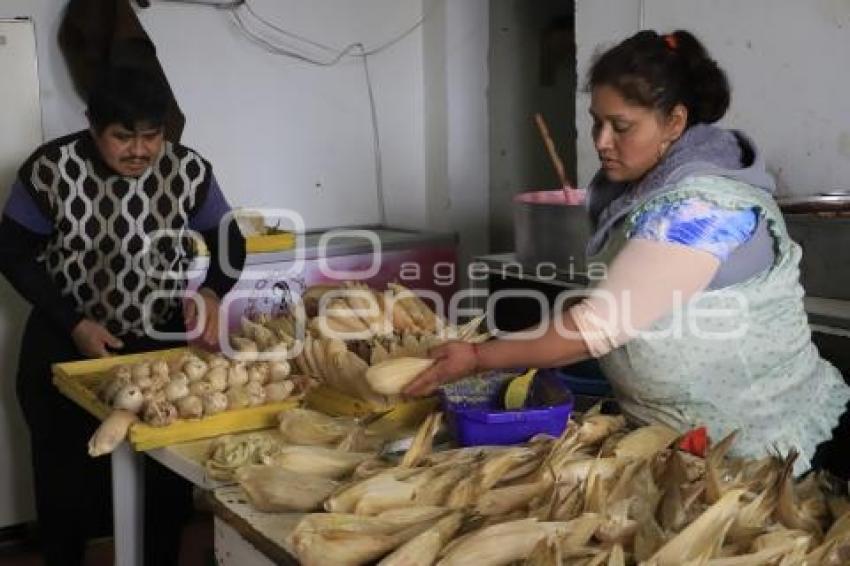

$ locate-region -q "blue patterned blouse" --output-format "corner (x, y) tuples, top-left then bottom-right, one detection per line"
(630, 198), (758, 261)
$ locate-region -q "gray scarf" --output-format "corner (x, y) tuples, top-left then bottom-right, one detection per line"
(586, 124), (776, 256)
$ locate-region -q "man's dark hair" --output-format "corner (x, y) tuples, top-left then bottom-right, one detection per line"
(87, 66), (170, 132)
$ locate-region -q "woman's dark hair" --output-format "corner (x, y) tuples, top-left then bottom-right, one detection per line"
(587, 30), (730, 126)
(87, 66), (169, 132)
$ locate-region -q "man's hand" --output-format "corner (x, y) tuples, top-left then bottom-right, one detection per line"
(184, 287), (222, 349)
(402, 341), (480, 397)
(71, 319), (124, 358)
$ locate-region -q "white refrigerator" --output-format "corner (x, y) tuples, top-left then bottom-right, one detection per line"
(0, 18), (42, 529)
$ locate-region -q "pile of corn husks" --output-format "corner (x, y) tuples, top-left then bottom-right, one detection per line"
(222, 407), (850, 566)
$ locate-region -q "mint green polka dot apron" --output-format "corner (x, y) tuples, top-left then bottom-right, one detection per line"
(589, 176), (850, 474)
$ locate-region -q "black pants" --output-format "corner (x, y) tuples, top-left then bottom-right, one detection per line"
(16, 311), (193, 566)
(812, 401), (850, 481)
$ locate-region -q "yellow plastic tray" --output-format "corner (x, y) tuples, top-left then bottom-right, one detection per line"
(194, 232), (296, 256)
(305, 384), (439, 436)
(52, 348), (299, 452)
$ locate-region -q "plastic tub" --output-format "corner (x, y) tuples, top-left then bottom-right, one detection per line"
(441, 370), (574, 446)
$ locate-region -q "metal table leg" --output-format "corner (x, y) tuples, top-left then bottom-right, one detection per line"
(111, 442), (145, 566)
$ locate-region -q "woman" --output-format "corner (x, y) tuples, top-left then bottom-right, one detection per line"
(405, 30), (850, 478)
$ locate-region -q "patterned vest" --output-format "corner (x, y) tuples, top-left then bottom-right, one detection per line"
(19, 131), (210, 337)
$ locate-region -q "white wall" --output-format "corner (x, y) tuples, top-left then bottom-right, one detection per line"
(141, 0), (429, 230)
(424, 0), (491, 275)
(576, 0), (850, 197)
(0, 17), (42, 529)
(0, 0), (490, 528)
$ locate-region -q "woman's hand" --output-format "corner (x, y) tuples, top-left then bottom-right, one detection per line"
(403, 341), (480, 397)
(71, 319), (124, 358)
(184, 287), (222, 349)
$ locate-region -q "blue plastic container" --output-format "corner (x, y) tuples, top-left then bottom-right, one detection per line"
(441, 370), (574, 446)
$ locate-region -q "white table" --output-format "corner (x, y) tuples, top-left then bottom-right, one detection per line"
(109, 431), (254, 566)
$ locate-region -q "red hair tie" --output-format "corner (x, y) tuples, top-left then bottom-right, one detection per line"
(663, 33), (678, 51)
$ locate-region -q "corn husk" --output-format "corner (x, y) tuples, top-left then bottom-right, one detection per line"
(474, 480), (549, 517)
(774, 451), (824, 537)
(649, 489), (745, 565)
(235, 465), (339, 512)
(525, 536), (562, 566)
(365, 357), (436, 395)
(377, 511), (463, 566)
(400, 412), (443, 468)
(437, 518), (567, 565)
(88, 410), (138, 457)
(705, 431), (739, 504)
(205, 433), (281, 480)
(612, 424), (679, 461)
(263, 445), (373, 479)
(278, 408), (360, 446)
(576, 414), (627, 446)
(290, 511), (440, 566)
(325, 469), (421, 515)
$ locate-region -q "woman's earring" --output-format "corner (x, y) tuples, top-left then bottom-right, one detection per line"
(658, 141), (670, 159)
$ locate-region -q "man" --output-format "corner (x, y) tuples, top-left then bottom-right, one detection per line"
(0, 67), (246, 565)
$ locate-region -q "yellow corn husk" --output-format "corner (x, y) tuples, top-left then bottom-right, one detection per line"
(240, 316), (278, 350)
(371, 341), (391, 365)
(633, 515), (668, 562)
(775, 450), (824, 537)
(649, 489), (745, 566)
(388, 291), (420, 333)
(576, 414), (627, 446)
(437, 518), (567, 566)
(547, 484), (585, 522)
(612, 424), (679, 461)
(375, 506), (451, 525)
(454, 314), (485, 341)
(365, 357), (435, 395)
(235, 465), (339, 512)
(290, 512), (438, 566)
(705, 534), (804, 565)
(606, 544), (626, 566)
(445, 473), (482, 510)
(583, 459), (612, 514)
(334, 350), (390, 404)
(825, 509), (850, 542)
(414, 464), (474, 507)
(205, 433), (281, 481)
(525, 536), (562, 566)
(555, 513), (604, 551)
(475, 480), (549, 517)
(88, 410), (138, 457)
(727, 471), (781, 541)
(341, 282), (383, 332)
(477, 446), (541, 490)
(705, 430), (739, 504)
(336, 427), (386, 453)
(596, 498), (638, 545)
(278, 408), (360, 446)
(325, 469), (420, 515)
(400, 412), (442, 468)
(377, 511), (463, 566)
(551, 456), (621, 486)
(389, 283), (440, 332)
(263, 445), (373, 479)
(311, 336), (328, 378)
